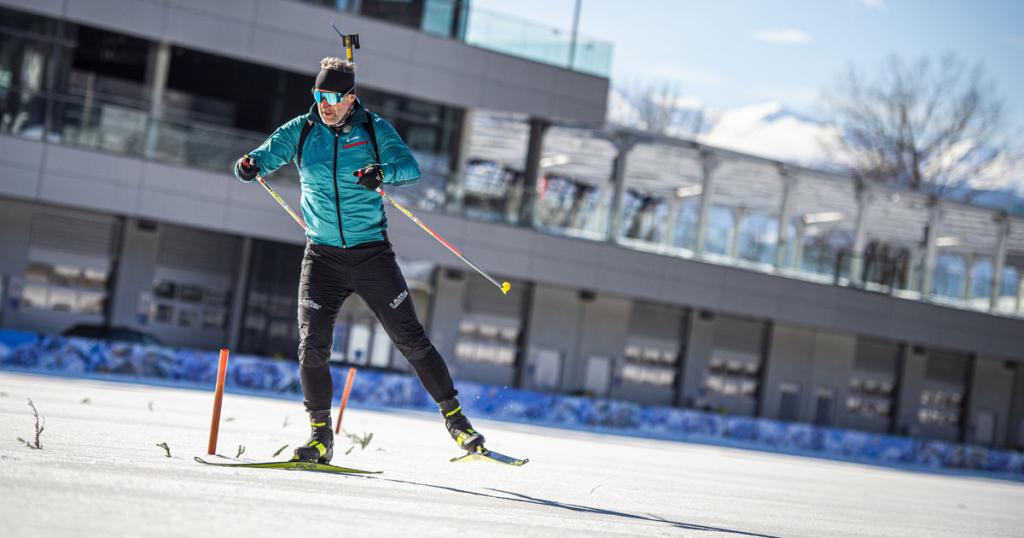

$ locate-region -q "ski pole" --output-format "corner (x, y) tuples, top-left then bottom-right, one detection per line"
(374, 186), (511, 295)
(256, 174), (307, 231)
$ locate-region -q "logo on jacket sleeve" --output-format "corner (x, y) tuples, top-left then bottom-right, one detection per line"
(389, 290), (409, 309)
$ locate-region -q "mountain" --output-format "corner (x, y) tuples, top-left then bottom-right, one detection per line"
(606, 91), (1024, 209)
(697, 102), (846, 169)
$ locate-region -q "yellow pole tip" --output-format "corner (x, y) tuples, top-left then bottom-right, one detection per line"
(501, 282), (511, 294)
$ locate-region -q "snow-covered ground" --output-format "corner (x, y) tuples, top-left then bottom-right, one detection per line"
(2, 372), (1022, 538)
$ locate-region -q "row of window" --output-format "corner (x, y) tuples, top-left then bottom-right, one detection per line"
(21, 262), (108, 315)
(151, 279), (230, 330)
(624, 344), (677, 365)
(846, 376), (896, 420)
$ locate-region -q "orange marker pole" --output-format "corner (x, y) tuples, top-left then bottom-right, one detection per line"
(334, 367), (357, 434)
(207, 348), (230, 455)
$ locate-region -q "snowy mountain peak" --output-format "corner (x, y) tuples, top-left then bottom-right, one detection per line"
(699, 102), (845, 168)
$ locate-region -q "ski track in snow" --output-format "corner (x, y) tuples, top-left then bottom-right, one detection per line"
(1, 372), (1022, 537)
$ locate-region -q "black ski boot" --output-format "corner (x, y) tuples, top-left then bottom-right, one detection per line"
(292, 409), (334, 463)
(438, 398), (485, 453)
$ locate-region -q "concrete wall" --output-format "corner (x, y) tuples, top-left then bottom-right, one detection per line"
(1009, 367), (1024, 449)
(614, 301), (681, 405)
(966, 356), (1016, 447)
(109, 218), (160, 329)
(0, 197), (36, 329)
(573, 293), (631, 397)
(760, 324), (857, 427)
(680, 312), (765, 416)
(521, 284), (579, 392)
(427, 270), (518, 388)
(896, 347), (971, 442)
(1, 0), (608, 123)
(895, 347), (928, 438)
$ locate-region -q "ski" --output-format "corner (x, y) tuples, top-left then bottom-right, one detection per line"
(449, 449), (528, 466)
(194, 456), (381, 474)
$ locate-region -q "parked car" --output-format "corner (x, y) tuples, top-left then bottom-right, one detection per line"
(62, 324), (164, 347)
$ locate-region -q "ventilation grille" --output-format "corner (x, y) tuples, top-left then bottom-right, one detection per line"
(925, 351), (970, 384)
(158, 225), (239, 274)
(30, 211), (117, 257)
(854, 339), (899, 373)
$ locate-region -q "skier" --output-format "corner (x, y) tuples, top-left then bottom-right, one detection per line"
(233, 57), (483, 464)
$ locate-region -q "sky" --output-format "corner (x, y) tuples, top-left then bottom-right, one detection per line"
(472, 0), (1024, 135)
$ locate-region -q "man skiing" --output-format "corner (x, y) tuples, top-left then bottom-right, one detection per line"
(233, 57), (483, 464)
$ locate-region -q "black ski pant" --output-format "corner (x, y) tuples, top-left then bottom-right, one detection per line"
(296, 240), (456, 412)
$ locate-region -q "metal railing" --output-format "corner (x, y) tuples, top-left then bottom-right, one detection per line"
(1, 88), (298, 183)
(2, 86), (1021, 320)
(291, 0), (612, 77)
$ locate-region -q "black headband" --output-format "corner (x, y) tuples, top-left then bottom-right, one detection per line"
(314, 68), (355, 93)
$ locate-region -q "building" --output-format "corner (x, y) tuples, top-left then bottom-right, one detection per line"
(0, 0), (1022, 450)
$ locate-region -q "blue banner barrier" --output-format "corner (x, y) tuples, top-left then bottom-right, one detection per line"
(1, 329), (1021, 477)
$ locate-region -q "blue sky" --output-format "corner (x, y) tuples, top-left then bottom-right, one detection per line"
(473, 0), (1024, 134)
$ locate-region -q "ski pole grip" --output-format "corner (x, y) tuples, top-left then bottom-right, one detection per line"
(334, 367), (357, 434)
(207, 348), (230, 455)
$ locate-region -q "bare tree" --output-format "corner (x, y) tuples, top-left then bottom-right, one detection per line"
(823, 53), (1008, 198)
(615, 80), (705, 137)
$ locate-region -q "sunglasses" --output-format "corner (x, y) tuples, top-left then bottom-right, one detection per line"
(312, 87), (355, 105)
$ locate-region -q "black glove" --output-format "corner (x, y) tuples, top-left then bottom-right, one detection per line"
(354, 164), (383, 191)
(234, 154), (260, 181)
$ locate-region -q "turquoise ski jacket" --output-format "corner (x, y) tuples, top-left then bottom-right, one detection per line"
(238, 101), (420, 248)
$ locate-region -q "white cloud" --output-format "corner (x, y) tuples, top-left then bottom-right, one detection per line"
(861, 0), (886, 10)
(699, 102), (846, 166)
(753, 29), (813, 44)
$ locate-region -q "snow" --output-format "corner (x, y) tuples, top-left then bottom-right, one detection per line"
(2, 372), (1023, 537)
(699, 102), (847, 168)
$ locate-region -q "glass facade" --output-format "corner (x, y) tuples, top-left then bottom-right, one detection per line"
(293, 0), (612, 76)
(0, 6), (1021, 323)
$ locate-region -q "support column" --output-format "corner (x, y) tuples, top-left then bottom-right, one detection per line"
(990, 212), (1010, 312)
(921, 196), (941, 300)
(792, 222), (806, 270)
(144, 42), (171, 156)
(606, 134), (638, 242)
(1017, 276), (1024, 315)
(663, 196), (683, 250)
(227, 237), (253, 350)
(518, 118), (550, 227)
(773, 166), (798, 270)
(849, 179), (871, 286)
(728, 207), (744, 260)
(447, 108), (475, 214)
(694, 150), (719, 257)
(962, 253), (976, 301)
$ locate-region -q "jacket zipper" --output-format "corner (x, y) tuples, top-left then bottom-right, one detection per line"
(331, 131), (347, 247)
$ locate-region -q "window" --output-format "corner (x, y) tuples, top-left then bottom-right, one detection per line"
(453, 317), (518, 366)
(916, 389), (962, 427)
(703, 352), (761, 399)
(704, 206), (735, 256)
(20, 261), (108, 315)
(149, 278), (228, 330)
(846, 377), (895, 419)
(737, 213), (778, 264)
(620, 342), (677, 387)
(620, 363), (675, 387)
